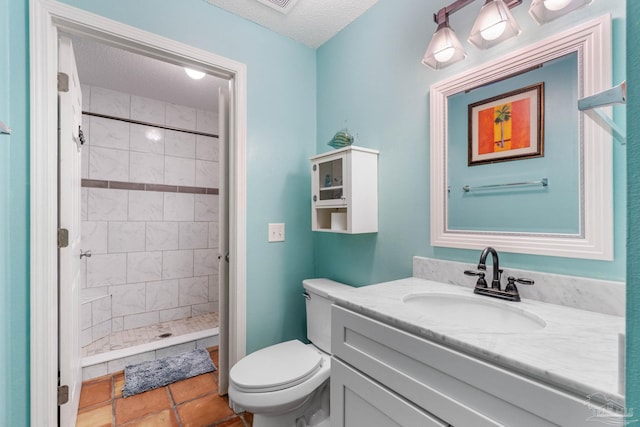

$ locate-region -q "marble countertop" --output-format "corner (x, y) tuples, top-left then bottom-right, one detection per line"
(330, 277), (625, 404)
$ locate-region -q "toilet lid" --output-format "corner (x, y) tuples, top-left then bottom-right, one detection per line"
(230, 340), (323, 393)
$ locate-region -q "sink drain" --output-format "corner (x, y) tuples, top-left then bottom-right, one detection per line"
(158, 332), (172, 338)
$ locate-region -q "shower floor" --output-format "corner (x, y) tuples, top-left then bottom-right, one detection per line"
(82, 312), (219, 357)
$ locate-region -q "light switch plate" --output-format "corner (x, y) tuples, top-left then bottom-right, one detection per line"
(268, 223), (285, 242)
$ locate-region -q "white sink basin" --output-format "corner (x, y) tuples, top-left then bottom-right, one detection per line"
(402, 293), (546, 333)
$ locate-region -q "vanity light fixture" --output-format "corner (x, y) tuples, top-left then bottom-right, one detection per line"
(422, 0), (522, 70)
(184, 67), (206, 80)
(468, 0), (521, 49)
(529, 0), (593, 24)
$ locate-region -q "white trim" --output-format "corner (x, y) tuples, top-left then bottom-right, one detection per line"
(430, 15), (613, 260)
(29, 1), (248, 423)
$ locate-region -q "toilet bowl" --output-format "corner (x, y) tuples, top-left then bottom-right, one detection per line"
(228, 279), (352, 427)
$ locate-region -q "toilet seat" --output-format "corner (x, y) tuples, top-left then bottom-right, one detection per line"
(230, 340), (323, 393)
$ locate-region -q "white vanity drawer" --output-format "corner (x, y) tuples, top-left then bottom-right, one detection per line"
(331, 305), (600, 427)
(331, 358), (448, 427)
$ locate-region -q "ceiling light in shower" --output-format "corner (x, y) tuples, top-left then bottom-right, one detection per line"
(184, 67), (206, 80)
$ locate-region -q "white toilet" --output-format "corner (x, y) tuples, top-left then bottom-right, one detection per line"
(228, 278), (352, 427)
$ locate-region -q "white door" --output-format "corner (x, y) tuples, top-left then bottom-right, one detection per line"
(217, 85), (231, 395)
(58, 36), (83, 427)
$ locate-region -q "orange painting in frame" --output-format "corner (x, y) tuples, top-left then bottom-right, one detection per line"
(468, 83), (544, 166)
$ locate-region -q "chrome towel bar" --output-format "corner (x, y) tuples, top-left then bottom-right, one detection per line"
(463, 177), (548, 193)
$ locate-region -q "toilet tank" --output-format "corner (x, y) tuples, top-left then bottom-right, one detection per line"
(303, 278), (353, 354)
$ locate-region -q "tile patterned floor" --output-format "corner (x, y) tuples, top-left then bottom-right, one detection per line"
(76, 347), (252, 427)
(83, 312), (219, 357)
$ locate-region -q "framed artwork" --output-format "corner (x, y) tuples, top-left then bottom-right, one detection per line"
(468, 83), (544, 166)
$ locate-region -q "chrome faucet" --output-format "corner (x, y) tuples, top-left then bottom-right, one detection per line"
(464, 247), (534, 302)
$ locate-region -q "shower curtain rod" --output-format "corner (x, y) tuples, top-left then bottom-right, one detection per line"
(82, 111), (220, 139)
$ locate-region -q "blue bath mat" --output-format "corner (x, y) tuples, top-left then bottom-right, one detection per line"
(122, 348), (216, 397)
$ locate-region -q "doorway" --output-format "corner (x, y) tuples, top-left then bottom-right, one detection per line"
(30, 1), (247, 425)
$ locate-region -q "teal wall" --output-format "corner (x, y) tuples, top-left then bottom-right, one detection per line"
(1, 0), (30, 425)
(315, 0), (626, 286)
(626, 0), (639, 415)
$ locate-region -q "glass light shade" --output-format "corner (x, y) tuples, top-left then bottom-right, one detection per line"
(184, 67), (206, 80)
(468, 0), (521, 49)
(422, 23), (467, 70)
(529, 0), (593, 24)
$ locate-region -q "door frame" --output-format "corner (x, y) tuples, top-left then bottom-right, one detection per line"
(29, 0), (247, 424)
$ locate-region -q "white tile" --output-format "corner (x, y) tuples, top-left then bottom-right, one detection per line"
(92, 320), (112, 342)
(89, 87), (130, 118)
(209, 275), (219, 302)
(81, 327), (93, 348)
(179, 222), (209, 249)
(91, 295), (112, 326)
(194, 249), (217, 276)
(156, 342), (196, 360)
(195, 135), (218, 161)
(82, 221), (108, 254)
(81, 146), (89, 179)
(196, 109), (218, 134)
(81, 302), (92, 330)
(89, 116), (130, 150)
(166, 103), (196, 130)
(89, 146), (129, 181)
(165, 129), (196, 158)
(123, 312), (159, 330)
(162, 250), (194, 279)
(194, 194), (218, 221)
(159, 306), (191, 322)
(146, 279), (179, 311)
(130, 151), (164, 184)
(179, 276), (209, 306)
(88, 188), (128, 221)
(128, 190), (163, 221)
(108, 222), (146, 253)
(86, 253), (127, 287)
(130, 123), (164, 155)
(146, 222), (179, 251)
(112, 316), (124, 332)
(131, 95), (165, 125)
(208, 222), (219, 249)
(127, 251), (163, 283)
(195, 160), (218, 188)
(164, 156), (195, 186)
(192, 302), (216, 316)
(164, 193), (194, 221)
(110, 282), (146, 317)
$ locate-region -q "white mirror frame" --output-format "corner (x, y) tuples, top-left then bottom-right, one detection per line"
(430, 15), (613, 260)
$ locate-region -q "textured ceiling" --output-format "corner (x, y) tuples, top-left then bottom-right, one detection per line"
(67, 34), (227, 112)
(205, 0), (379, 48)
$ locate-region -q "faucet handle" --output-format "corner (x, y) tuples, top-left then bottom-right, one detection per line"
(464, 270), (487, 288)
(504, 276), (535, 293)
(515, 277), (534, 285)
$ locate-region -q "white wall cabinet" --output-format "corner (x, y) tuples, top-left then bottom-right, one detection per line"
(331, 305), (616, 427)
(310, 146), (378, 233)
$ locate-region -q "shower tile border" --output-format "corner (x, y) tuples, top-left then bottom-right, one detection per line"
(82, 179), (219, 195)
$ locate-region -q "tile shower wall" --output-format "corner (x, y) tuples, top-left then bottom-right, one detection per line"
(79, 85), (220, 349)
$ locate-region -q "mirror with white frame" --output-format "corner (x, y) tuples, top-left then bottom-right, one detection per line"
(429, 15), (613, 260)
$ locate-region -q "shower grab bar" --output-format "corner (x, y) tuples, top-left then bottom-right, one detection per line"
(463, 178), (548, 193)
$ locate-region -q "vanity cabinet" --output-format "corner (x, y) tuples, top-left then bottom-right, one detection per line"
(310, 146), (378, 233)
(330, 305), (610, 427)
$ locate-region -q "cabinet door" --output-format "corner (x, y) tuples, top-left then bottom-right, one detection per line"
(331, 358), (448, 427)
(313, 154), (347, 207)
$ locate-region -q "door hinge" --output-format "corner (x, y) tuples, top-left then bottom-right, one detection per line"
(57, 72), (69, 92)
(57, 385), (69, 406)
(58, 228), (69, 248)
